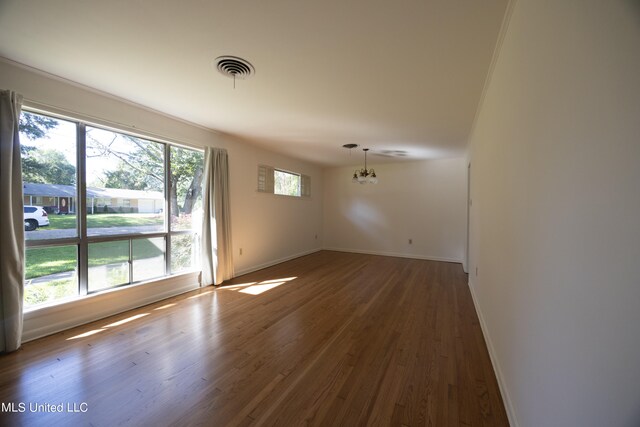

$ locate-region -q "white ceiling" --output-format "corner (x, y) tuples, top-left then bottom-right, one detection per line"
(0, 0), (508, 167)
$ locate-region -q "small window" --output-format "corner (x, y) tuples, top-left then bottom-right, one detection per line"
(24, 206), (37, 213)
(274, 169), (300, 197)
(257, 165), (310, 198)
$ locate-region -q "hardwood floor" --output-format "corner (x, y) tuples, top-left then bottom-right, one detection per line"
(0, 251), (509, 426)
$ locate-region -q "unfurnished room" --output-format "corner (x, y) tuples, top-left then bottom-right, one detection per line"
(0, 1), (639, 426)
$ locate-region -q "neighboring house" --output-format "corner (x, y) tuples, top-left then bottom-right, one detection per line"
(22, 182), (164, 214)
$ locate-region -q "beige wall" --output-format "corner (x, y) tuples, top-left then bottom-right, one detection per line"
(468, 1), (640, 426)
(228, 136), (323, 275)
(323, 158), (466, 262)
(1, 59), (323, 339)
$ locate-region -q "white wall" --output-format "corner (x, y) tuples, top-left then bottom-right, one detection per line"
(468, 1), (640, 426)
(323, 158), (466, 262)
(1, 59), (323, 339)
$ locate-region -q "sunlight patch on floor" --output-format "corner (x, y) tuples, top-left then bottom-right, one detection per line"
(67, 313), (150, 340)
(103, 313), (149, 328)
(154, 303), (177, 310)
(222, 282), (257, 290)
(187, 290), (214, 299)
(239, 281), (285, 295)
(66, 277), (291, 341)
(67, 328), (107, 340)
(259, 277), (297, 284)
(222, 277), (297, 295)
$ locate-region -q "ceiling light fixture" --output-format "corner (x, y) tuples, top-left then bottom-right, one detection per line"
(351, 148), (378, 185)
(214, 55), (255, 88)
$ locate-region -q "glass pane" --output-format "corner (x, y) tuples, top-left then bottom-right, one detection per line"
(20, 111), (77, 240)
(86, 127), (165, 236)
(170, 233), (200, 273)
(25, 245), (78, 308)
(132, 237), (166, 282)
(88, 241), (130, 292)
(170, 146), (204, 231)
(274, 170), (300, 196)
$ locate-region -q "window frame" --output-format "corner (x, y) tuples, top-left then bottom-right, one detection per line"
(257, 164), (310, 198)
(274, 168), (301, 197)
(21, 107), (204, 309)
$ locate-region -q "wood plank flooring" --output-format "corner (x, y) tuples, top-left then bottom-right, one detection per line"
(0, 251), (509, 426)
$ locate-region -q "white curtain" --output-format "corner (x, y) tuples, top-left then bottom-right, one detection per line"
(201, 147), (233, 286)
(0, 90), (24, 353)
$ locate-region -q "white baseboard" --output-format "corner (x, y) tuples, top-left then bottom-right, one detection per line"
(233, 248), (322, 277)
(22, 272), (200, 343)
(322, 247), (463, 264)
(467, 278), (519, 427)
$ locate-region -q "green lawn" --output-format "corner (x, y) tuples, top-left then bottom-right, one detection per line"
(47, 213), (163, 230)
(26, 245), (77, 279)
(26, 238), (165, 279)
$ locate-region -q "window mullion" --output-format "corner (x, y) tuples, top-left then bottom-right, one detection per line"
(77, 122), (88, 296)
(164, 143), (171, 275)
(129, 239), (134, 285)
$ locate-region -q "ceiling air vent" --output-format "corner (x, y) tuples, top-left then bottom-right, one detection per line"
(214, 56), (255, 81)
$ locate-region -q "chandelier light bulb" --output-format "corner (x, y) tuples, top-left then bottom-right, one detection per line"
(348, 148), (379, 185)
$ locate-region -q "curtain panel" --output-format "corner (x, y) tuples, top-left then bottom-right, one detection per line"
(0, 90), (25, 353)
(201, 147), (233, 286)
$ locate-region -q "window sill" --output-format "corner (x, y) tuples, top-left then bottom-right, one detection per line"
(22, 271), (201, 342)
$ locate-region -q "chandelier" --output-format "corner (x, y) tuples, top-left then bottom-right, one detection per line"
(351, 148), (378, 184)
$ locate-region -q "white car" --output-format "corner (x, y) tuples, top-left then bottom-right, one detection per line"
(24, 205), (50, 231)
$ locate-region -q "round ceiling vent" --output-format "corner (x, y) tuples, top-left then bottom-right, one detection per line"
(214, 56), (255, 80)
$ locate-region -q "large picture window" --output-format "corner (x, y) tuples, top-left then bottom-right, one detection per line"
(85, 126), (165, 235)
(20, 110), (204, 309)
